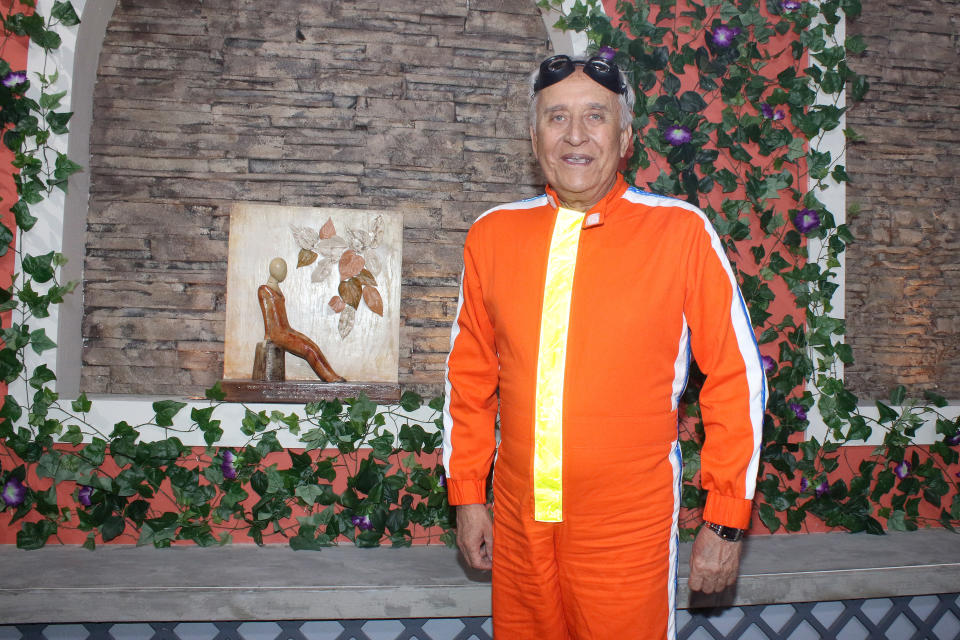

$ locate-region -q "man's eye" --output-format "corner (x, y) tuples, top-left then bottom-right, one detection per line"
(588, 113), (604, 121)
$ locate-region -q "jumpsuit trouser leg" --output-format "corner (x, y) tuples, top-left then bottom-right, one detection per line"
(491, 438), (681, 640)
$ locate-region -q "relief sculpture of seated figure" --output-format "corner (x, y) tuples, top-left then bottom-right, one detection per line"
(256, 257), (344, 383)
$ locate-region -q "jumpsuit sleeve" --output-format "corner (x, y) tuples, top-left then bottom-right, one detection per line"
(442, 227), (500, 505)
(683, 214), (767, 530)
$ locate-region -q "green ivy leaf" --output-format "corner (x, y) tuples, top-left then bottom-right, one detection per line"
(758, 503), (781, 533)
(370, 433), (394, 461)
(152, 400), (187, 427)
(875, 402), (898, 424)
(51, 1), (81, 26)
(3, 12), (44, 39)
(845, 415), (871, 441)
(60, 424), (83, 445)
(51, 152), (83, 191)
(348, 392), (377, 424)
(889, 385), (906, 406)
(38, 89), (67, 110)
(924, 390), (948, 409)
(886, 510), (907, 531)
(16, 519), (57, 550)
(851, 74), (869, 101)
(45, 110), (72, 134)
(678, 91), (706, 113)
(289, 531), (332, 551)
(427, 395), (444, 411)
(21, 251), (56, 283)
(100, 515), (126, 542)
(399, 390), (422, 412)
(205, 381), (226, 401)
(11, 200), (37, 232)
(28, 364), (56, 389)
(250, 470), (269, 496)
(295, 485), (324, 505)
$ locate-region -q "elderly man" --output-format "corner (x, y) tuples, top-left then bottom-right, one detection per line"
(442, 54), (766, 639)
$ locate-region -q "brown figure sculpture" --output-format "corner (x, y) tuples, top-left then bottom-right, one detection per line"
(256, 257), (345, 382)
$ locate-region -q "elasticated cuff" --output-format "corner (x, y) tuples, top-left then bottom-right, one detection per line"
(702, 492), (753, 530)
(446, 479), (487, 505)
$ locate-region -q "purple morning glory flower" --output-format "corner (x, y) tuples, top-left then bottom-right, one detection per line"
(710, 25), (741, 48)
(945, 433), (960, 446)
(438, 472), (446, 488)
(221, 450), (237, 480)
(800, 477), (809, 492)
(761, 355), (777, 375)
(794, 208), (821, 234)
(78, 486), (93, 507)
(893, 461), (910, 479)
(815, 480), (829, 497)
(664, 125), (692, 146)
(2, 71), (27, 88)
(788, 402), (807, 421)
(351, 515), (373, 531)
(597, 46), (617, 62)
(761, 104), (785, 120)
(781, 0), (802, 11)
(1, 477), (27, 507)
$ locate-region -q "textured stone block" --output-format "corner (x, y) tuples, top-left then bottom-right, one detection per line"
(844, 0), (960, 399)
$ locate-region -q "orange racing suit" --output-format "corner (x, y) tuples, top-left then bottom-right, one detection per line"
(443, 175), (766, 639)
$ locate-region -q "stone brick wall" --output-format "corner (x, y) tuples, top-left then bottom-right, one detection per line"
(83, 0), (550, 396)
(844, 1), (960, 400)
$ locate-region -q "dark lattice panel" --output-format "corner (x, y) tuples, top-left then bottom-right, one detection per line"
(3, 594), (958, 639)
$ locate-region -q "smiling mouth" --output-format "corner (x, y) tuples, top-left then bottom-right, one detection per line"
(562, 154), (592, 165)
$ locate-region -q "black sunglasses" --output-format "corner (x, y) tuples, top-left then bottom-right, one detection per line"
(533, 54), (626, 95)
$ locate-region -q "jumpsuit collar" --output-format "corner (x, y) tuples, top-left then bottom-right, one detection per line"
(544, 173), (629, 229)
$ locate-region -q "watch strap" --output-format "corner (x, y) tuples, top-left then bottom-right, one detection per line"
(705, 521), (745, 542)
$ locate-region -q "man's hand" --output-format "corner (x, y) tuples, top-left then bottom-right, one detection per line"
(456, 503), (494, 570)
(688, 525), (743, 593)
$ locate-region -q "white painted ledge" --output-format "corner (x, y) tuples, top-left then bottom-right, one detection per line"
(0, 531), (957, 623)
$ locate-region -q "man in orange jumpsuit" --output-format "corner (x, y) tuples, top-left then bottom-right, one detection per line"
(442, 54), (766, 639)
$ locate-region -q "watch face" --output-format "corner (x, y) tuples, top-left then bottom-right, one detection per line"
(707, 522), (744, 541)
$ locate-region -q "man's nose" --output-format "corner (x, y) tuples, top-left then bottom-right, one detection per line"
(564, 119), (587, 145)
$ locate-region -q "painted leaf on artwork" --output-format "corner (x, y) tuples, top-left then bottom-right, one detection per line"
(338, 249), (365, 280)
(319, 217), (336, 239)
(362, 286), (384, 317)
(338, 278), (362, 309)
(356, 268), (378, 287)
(338, 305), (356, 339)
(297, 248), (318, 268)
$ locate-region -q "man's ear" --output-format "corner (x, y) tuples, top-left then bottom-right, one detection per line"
(530, 125), (539, 161)
(619, 125), (633, 158)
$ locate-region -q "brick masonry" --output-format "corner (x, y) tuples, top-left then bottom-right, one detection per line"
(844, 0), (960, 400)
(84, 0), (550, 396)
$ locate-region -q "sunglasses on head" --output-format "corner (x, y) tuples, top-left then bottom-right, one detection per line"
(533, 54), (626, 95)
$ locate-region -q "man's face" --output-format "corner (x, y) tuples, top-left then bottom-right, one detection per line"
(530, 69), (632, 212)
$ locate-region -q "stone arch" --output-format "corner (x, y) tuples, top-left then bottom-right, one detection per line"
(56, 0), (119, 397)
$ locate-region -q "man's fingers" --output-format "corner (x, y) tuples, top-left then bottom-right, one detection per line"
(456, 504), (494, 570)
(688, 526), (743, 594)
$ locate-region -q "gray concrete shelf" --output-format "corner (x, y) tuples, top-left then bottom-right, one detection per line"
(0, 530), (957, 623)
